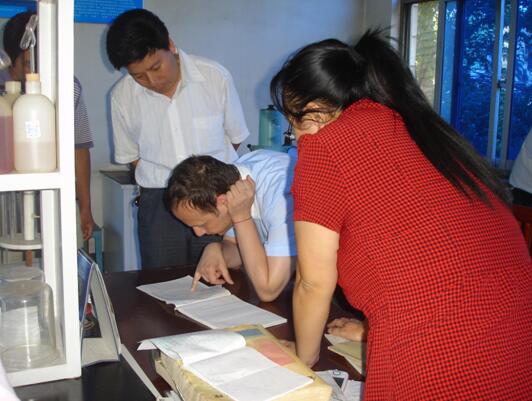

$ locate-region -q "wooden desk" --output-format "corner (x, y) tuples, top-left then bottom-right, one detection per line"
(104, 266), (363, 395)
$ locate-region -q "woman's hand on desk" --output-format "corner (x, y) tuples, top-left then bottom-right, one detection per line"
(192, 242), (234, 290)
(327, 317), (367, 342)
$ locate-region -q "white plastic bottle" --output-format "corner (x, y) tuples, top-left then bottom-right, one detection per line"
(13, 73), (56, 173)
(4, 81), (22, 108)
(0, 94), (13, 173)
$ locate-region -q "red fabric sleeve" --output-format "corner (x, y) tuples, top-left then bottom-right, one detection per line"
(292, 135), (346, 233)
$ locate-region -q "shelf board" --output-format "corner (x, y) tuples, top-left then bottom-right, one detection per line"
(0, 234), (42, 250)
(7, 359), (76, 388)
(0, 172), (63, 191)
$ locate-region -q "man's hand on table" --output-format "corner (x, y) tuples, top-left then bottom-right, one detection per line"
(192, 242), (234, 290)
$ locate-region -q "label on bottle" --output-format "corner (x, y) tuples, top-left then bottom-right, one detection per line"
(25, 120), (42, 139)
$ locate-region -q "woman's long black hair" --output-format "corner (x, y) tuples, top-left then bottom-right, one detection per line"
(270, 29), (511, 206)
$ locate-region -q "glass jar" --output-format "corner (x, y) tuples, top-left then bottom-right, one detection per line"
(0, 280), (58, 371)
(0, 262), (43, 283)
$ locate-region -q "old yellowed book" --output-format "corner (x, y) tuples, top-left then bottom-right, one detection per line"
(153, 325), (332, 401)
(327, 341), (366, 374)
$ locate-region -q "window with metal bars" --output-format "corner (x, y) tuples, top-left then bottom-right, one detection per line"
(401, 0), (531, 169)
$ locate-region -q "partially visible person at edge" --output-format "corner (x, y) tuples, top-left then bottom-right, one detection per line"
(1, 11), (95, 243)
(106, 9), (250, 268)
(270, 29), (532, 399)
(509, 127), (532, 207)
(165, 150), (296, 302)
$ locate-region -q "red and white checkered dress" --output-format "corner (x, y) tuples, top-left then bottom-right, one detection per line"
(292, 99), (532, 400)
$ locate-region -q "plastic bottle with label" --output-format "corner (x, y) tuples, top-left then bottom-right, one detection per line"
(13, 73), (56, 173)
(259, 105), (283, 147)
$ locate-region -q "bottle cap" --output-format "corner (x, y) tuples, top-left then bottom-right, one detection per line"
(25, 73), (40, 82)
(5, 81), (21, 94)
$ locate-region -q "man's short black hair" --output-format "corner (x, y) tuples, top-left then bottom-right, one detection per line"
(106, 8), (171, 70)
(165, 156), (241, 214)
(3, 11), (33, 65)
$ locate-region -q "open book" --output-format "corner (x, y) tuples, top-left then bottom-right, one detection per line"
(139, 329), (313, 401)
(325, 334), (366, 375)
(137, 276), (286, 329)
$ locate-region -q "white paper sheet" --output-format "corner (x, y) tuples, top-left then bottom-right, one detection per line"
(186, 347), (312, 401)
(186, 347), (276, 386)
(344, 380), (363, 401)
(218, 365), (312, 401)
(177, 294), (287, 329)
(136, 276), (230, 307)
(138, 330), (245, 365)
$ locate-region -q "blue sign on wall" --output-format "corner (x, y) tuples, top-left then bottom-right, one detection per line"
(0, 2), (34, 19)
(74, 0), (143, 24)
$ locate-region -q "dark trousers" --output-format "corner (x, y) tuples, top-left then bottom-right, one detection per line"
(137, 188), (221, 269)
(512, 187), (532, 207)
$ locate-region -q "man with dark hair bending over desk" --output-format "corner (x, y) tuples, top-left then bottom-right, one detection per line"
(165, 150), (295, 302)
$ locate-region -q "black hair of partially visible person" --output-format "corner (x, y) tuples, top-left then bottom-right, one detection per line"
(3, 11), (33, 65)
(165, 156), (241, 213)
(270, 29), (511, 206)
(106, 8), (170, 70)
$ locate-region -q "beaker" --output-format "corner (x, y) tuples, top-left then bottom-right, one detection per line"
(0, 280), (58, 371)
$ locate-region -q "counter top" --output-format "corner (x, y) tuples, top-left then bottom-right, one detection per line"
(100, 170), (136, 186)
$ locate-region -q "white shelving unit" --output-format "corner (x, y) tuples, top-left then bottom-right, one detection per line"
(0, 0), (81, 386)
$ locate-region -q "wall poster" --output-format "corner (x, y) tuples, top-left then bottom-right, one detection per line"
(75, 0), (143, 24)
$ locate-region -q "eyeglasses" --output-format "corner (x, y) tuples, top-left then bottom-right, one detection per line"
(283, 124), (295, 143)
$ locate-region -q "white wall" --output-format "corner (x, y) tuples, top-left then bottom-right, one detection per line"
(74, 0), (364, 225)
(362, 0), (401, 40)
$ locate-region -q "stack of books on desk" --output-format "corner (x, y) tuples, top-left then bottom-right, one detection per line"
(139, 325), (332, 401)
(137, 276), (287, 329)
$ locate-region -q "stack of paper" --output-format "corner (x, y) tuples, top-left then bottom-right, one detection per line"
(137, 276), (287, 329)
(325, 334), (366, 375)
(139, 329), (313, 401)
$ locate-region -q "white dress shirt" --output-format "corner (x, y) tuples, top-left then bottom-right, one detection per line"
(224, 150), (296, 257)
(510, 127), (532, 194)
(111, 49), (250, 188)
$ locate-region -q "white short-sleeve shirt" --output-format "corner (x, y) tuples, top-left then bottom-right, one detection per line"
(224, 150), (297, 257)
(110, 49), (250, 188)
(510, 127), (532, 194)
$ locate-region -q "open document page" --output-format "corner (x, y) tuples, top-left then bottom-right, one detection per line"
(138, 329), (245, 365)
(139, 329), (312, 401)
(136, 276), (230, 308)
(137, 276), (287, 329)
(177, 294), (286, 328)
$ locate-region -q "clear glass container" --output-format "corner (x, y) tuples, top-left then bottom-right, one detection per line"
(0, 262), (43, 283)
(0, 280), (58, 372)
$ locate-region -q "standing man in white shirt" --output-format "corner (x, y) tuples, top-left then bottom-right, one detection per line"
(106, 9), (250, 268)
(510, 127), (532, 207)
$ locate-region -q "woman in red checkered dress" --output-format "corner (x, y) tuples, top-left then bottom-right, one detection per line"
(270, 30), (532, 399)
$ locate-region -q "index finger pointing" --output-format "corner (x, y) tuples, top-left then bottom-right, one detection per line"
(191, 271), (202, 291)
